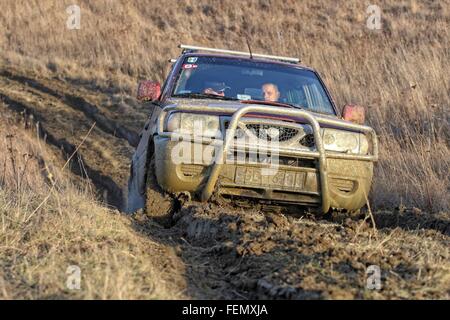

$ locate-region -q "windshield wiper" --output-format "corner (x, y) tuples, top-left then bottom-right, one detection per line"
(172, 93), (239, 101)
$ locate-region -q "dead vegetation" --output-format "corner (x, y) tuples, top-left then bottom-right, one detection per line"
(0, 0), (449, 299)
(0, 108), (186, 299)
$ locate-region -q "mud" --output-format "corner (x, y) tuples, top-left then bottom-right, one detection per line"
(1, 68), (448, 299)
(0, 70), (140, 147)
(0, 67), (142, 209)
(133, 200), (449, 299)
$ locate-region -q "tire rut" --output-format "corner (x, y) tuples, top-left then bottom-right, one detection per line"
(0, 93), (124, 208)
(0, 69), (140, 147)
(0, 73), (134, 209)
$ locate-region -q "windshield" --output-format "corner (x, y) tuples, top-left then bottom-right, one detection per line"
(172, 56), (335, 114)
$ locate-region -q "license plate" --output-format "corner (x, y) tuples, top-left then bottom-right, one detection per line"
(234, 167), (305, 189)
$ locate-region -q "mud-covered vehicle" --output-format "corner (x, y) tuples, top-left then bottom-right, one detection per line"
(127, 45), (378, 223)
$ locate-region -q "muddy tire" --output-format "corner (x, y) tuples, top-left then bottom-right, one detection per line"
(145, 155), (175, 227)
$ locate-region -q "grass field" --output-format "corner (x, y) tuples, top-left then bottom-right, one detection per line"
(0, 0), (448, 299)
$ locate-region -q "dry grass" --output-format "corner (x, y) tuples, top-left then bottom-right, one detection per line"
(0, 0), (449, 299)
(1, 0), (448, 211)
(0, 111), (186, 299)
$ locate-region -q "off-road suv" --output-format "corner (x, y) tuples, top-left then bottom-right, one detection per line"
(127, 45), (378, 223)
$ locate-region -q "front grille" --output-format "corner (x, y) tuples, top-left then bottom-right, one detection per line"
(279, 156), (316, 168)
(245, 124), (299, 142)
(227, 152), (316, 168)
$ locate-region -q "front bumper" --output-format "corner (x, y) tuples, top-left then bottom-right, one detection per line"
(154, 138), (373, 212)
(154, 105), (378, 213)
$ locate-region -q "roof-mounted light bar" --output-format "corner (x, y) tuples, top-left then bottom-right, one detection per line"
(179, 44), (300, 63)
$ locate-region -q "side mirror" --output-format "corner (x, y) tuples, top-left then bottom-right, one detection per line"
(137, 81), (161, 102)
(342, 104), (365, 125)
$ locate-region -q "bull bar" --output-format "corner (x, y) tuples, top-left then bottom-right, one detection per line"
(157, 105), (379, 213)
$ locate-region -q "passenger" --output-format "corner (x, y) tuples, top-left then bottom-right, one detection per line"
(262, 83), (280, 102)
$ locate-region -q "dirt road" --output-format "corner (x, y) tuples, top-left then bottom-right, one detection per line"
(1, 68), (448, 299)
(0, 68), (145, 208)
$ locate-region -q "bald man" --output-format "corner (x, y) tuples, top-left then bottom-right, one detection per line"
(262, 83), (280, 102)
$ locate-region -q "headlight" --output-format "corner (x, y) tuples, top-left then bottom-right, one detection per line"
(323, 129), (369, 155)
(166, 112), (220, 137)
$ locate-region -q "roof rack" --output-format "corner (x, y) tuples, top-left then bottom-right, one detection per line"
(179, 44), (300, 64)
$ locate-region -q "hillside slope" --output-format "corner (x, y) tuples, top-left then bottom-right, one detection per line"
(0, 0), (449, 299)
(0, 106), (188, 299)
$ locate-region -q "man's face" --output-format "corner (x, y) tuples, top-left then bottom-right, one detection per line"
(262, 84), (280, 102)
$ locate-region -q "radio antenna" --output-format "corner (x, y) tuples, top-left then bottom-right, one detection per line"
(246, 36), (253, 59)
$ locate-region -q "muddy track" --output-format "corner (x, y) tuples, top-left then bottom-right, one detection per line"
(0, 69), (139, 147)
(1, 68), (448, 299)
(134, 202), (450, 299)
(0, 93), (124, 208)
(0, 69), (137, 209)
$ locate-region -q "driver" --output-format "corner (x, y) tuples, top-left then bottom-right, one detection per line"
(262, 83), (280, 102)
